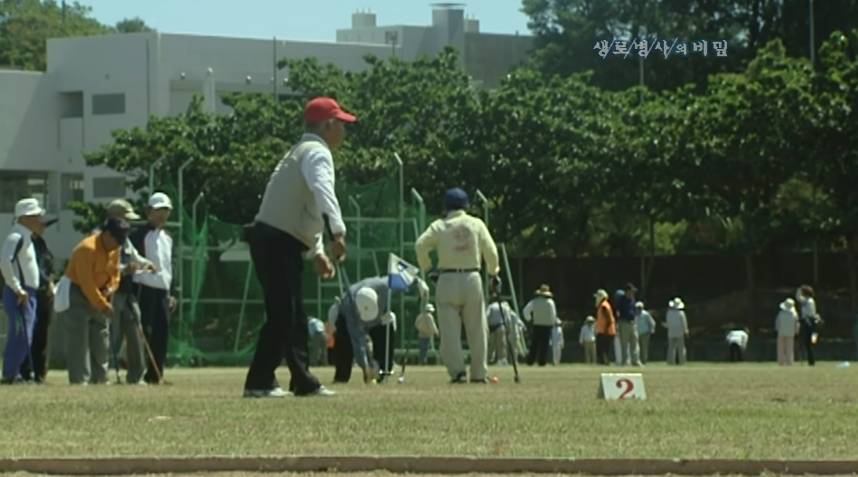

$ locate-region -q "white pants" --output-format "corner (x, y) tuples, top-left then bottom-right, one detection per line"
(777, 336), (795, 366)
(667, 337), (686, 365)
(436, 272), (487, 381)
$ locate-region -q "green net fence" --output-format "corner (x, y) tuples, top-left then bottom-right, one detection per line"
(153, 163), (430, 366)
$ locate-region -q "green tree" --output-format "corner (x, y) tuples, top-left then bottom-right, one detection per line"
(114, 17), (154, 33)
(0, 0), (108, 70)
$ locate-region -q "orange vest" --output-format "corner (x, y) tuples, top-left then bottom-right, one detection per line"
(595, 300), (616, 336)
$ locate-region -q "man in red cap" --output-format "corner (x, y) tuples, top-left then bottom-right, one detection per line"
(243, 96), (356, 398)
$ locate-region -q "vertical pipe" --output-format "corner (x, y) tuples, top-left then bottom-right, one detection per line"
(809, 0), (816, 67)
(148, 157), (165, 193)
(177, 158), (195, 329)
(394, 153), (405, 348)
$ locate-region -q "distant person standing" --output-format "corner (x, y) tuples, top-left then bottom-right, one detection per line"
(550, 319), (564, 366)
(665, 297), (688, 365)
(616, 283), (640, 366)
(21, 215), (58, 383)
(1, 199), (45, 384)
(131, 193), (176, 385)
(414, 303), (439, 365)
(486, 300), (516, 366)
(635, 301), (656, 365)
(522, 284), (557, 367)
(243, 97), (355, 398)
(593, 289), (615, 365)
(579, 316), (597, 364)
(795, 286), (820, 366)
(775, 298), (799, 366)
(726, 328), (749, 362)
(307, 316), (327, 366)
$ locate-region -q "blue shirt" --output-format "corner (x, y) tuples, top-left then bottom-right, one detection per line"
(616, 295), (636, 322)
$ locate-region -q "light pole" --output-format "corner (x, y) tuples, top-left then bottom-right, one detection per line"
(809, 0), (816, 67)
(385, 31), (399, 59)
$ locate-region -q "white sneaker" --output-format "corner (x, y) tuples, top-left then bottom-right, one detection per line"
(302, 385), (336, 397)
(243, 387), (292, 398)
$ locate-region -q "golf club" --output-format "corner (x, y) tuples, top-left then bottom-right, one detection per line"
(110, 318), (122, 384)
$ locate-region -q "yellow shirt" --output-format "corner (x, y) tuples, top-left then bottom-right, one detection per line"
(415, 210), (499, 275)
(65, 234), (120, 311)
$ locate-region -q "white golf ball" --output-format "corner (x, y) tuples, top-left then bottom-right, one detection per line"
(397, 376), (405, 384)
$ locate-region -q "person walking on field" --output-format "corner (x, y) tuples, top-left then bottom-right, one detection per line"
(486, 299), (516, 365)
(415, 187), (500, 384)
(616, 283), (640, 366)
(415, 303), (439, 365)
(593, 289), (616, 365)
(243, 97), (355, 398)
(775, 298), (799, 366)
(665, 297), (689, 365)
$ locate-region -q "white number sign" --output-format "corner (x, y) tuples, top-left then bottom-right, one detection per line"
(598, 373), (647, 400)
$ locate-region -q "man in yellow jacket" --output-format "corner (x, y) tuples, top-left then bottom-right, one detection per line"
(62, 217), (127, 384)
(415, 188), (499, 383)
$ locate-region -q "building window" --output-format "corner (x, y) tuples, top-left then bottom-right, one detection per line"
(0, 172), (49, 213)
(92, 177), (126, 198)
(92, 93), (126, 115)
(60, 91), (83, 118)
(61, 174), (85, 206)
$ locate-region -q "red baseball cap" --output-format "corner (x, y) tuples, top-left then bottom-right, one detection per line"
(304, 97), (357, 124)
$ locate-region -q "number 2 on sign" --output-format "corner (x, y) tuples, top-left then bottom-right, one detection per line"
(616, 378), (635, 399)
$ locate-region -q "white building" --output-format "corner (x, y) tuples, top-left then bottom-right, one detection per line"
(0, 4), (532, 259)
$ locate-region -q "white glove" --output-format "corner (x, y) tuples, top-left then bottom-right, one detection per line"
(416, 278), (430, 299)
(380, 311), (396, 326)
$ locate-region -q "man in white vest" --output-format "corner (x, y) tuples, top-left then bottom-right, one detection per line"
(243, 97), (355, 398)
(415, 188), (500, 383)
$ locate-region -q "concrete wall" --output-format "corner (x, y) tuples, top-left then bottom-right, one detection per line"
(0, 71), (60, 172)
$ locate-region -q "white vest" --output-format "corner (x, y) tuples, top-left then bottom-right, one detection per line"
(255, 139), (324, 249)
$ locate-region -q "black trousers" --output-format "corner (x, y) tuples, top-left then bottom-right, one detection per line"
(596, 334), (614, 365)
(369, 323), (395, 374)
(20, 290), (53, 382)
(333, 315), (354, 383)
(243, 223), (320, 395)
(139, 285), (169, 384)
(527, 325), (552, 366)
(332, 315), (395, 383)
(802, 321), (816, 366)
(729, 343), (743, 362)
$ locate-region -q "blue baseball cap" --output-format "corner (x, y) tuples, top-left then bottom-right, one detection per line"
(445, 188), (469, 211)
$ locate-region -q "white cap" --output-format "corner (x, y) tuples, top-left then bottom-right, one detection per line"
(425, 303), (435, 312)
(14, 198), (45, 218)
(355, 287), (379, 322)
(148, 192), (173, 210)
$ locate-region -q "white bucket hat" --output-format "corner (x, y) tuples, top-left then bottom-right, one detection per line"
(14, 198), (45, 218)
(425, 303), (435, 313)
(780, 298), (795, 312)
(354, 287), (379, 322)
(148, 192), (173, 210)
(669, 298), (686, 310)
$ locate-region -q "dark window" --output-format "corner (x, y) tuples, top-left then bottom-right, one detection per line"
(0, 172), (48, 213)
(92, 93), (126, 115)
(92, 177), (126, 198)
(61, 174), (85, 206)
(60, 91), (83, 118)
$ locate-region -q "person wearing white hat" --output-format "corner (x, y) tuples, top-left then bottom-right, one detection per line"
(330, 276), (406, 383)
(593, 289), (616, 365)
(523, 284), (558, 366)
(775, 298), (799, 366)
(665, 297), (688, 365)
(1, 198), (45, 384)
(131, 192), (176, 384)
(579, 316), (597, 364)
(415, 303), (439, 365)
(635, 301), (656, 365)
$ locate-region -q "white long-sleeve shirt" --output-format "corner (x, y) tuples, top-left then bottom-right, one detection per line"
(1, 224), (39, 293)
(665, 309), (688, 338)
(579, 324), (596, 344)
(775, 309), (800, 337)
(415, 210), (499, 275)
(726, 330), (749, 349)
(522, 296), (557, 327)
(133, 228), (172, 291)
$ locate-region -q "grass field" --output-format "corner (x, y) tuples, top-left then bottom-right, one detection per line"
(0, 363), (855, 461)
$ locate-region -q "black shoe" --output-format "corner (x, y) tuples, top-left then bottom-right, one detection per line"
(450, 372), (467, 384)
